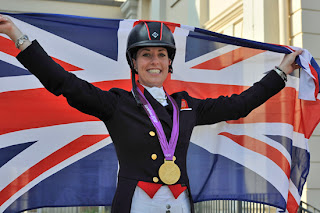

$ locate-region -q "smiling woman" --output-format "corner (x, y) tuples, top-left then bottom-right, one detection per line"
(133, 47), (171, 88)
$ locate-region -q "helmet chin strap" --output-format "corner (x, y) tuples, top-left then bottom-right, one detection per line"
(127, 52), (142, 105)
(169, 65), (173, 73)
(131, 69), (142, 106)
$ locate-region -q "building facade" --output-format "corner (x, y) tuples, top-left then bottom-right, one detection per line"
(0, 0), (125, 19)
(1, 0), (319, 210)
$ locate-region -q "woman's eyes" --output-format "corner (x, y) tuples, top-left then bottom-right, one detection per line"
(142, 53), (167, 57)
(142, 53), (151, 57)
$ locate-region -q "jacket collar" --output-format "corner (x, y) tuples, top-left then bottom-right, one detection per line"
(136, 82), (174, 129)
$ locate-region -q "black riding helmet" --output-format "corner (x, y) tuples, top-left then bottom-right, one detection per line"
(126, 21), (176, 105)
(126, 21), (176, 73)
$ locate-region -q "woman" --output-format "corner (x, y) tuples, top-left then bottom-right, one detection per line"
(0, 15), (302, 213)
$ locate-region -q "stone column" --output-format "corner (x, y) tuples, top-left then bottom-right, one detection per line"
(121, 0), (138, 19)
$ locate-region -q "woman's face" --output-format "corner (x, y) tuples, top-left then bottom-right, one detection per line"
(133, 47), (171, 88)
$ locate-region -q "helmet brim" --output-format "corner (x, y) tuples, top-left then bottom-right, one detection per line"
(128, 41), (175, 51)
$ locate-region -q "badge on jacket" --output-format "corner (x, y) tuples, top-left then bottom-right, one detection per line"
(180, 99), (192, 111)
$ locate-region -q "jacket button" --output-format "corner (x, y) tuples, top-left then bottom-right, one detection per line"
(166, 204), (171, 209)
(149, 131), (156, 136)
(153, 177), (159, 183)
(151, 154), (157, 160)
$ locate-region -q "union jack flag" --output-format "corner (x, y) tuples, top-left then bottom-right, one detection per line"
(1, 13), (319, 213)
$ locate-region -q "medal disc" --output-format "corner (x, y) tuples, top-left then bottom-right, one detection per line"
(158, 159), (181, 185)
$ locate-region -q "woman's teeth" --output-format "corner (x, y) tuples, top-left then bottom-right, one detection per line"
(148, 69), (160, 74)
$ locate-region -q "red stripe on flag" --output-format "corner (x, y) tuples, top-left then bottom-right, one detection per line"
(166, 77), (318, 137)
(218, 132), (291, 179)
(191, 47), (266, 70)
(51, 57), (83, 72)
(0, 88), (99, 135)
(309, 63), (319, 99)
(0, 79), (132, 136)
(0, 134), (109, 207)
(225, 87), (298, 125)
(1, 76), (313, 136)
(299, 99), (320, 139)
(0, 36), (82, 72)
(286, 191), (299, 213)
(284, 46), (295, 52)
(2, 76), (318, 139)
(0, 36), (20, 56)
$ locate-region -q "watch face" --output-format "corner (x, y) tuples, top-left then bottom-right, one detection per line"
(16, 35), (29, 48)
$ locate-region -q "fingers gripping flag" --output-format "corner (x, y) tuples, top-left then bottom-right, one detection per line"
(0, 13), (319, 213)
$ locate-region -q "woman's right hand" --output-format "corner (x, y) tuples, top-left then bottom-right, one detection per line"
(0, 14), (31, 50)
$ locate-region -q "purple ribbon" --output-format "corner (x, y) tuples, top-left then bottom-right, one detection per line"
(135, 86), (179, 161)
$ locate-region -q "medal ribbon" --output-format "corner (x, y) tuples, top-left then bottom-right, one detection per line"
(135, 85), (179, 161)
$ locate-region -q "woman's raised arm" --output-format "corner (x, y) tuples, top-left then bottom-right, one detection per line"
(0, 14), (31, 51)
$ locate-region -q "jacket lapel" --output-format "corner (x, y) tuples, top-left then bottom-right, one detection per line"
(144, 89), (173, 129)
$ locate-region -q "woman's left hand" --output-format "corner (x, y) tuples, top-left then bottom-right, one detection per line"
(278, 49), (303, 75)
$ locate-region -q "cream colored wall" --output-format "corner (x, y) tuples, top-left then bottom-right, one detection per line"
(0, 0), (124, 19)
(242, 0), (279, 43)
(149, 0), (166, 21)
(165, 0), (200, 27)
(204, 0), (243, 36)
(203, 0), (280, 42)
(136, 0), (203, 27)
(291, 0), (320, 65)
(166, 0), (188, 24)
(137, 0), (150, 20)
(209, 0), (239, 20)
(134, 0), (201, 27)
(291, 0), (320, 209)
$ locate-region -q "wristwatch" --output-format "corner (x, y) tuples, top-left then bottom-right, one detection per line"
(15, 35), (29, 49)
(273, 66), (287, 82)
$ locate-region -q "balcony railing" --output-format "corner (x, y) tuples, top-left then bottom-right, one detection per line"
(299, 201), (320, 213)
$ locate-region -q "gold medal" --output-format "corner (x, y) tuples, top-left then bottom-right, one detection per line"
(158, 158), (181, 185)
